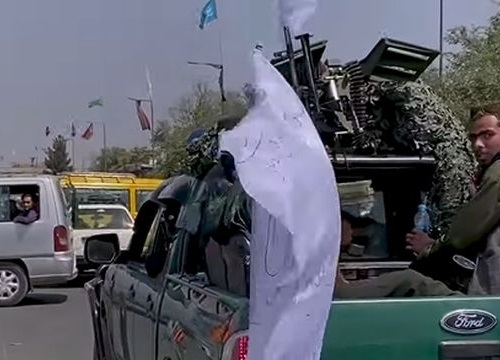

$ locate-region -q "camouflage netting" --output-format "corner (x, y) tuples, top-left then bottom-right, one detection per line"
(361, 81), (477, 236)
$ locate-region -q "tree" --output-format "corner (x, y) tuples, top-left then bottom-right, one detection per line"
(423, 9), (500, 120)
(90, 146), (153, 172)
(44, 135), (72, 174)
(153, 83), (248, 177)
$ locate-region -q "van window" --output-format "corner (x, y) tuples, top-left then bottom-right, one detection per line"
(0, 184), (41, 222)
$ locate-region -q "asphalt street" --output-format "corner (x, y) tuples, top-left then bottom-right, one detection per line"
(0, 279), (93, 360)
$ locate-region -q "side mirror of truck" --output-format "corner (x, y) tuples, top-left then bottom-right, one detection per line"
(84, 233), (120, 265)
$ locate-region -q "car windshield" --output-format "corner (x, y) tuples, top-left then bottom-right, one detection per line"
(75, 207), (134, 230)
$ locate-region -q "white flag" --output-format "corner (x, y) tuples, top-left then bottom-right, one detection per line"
(220, 49), (340, 360)
(278, 0), (318, 36)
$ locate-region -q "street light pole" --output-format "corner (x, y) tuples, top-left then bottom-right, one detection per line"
(187, 61), (226, 115)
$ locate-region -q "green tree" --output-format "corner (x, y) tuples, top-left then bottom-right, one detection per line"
(424, 9), (500, 120)
(153, 83), (247, 177)
(91, 146), (153, 172)
(44, 135), (72, 174)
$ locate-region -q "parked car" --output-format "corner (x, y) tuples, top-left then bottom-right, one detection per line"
(73, 203), (134, 271)
(0, 174), (77, 306)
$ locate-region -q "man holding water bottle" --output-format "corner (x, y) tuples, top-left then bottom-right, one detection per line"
(407, 103), (500, 295)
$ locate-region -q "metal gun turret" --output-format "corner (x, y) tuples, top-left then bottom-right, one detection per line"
(271, 28), (439, 153)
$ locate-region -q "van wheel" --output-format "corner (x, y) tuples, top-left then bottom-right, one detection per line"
(0, 263), (28, 307)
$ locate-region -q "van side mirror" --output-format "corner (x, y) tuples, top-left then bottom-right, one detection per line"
(84, 233), (120, 265)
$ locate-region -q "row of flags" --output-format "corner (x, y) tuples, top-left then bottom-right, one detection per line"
(45, 122), (94, 140)
(44, 96), (152, 140)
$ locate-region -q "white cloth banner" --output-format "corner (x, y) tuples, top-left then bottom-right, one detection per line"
(278, 0), (318, 36)
(220, 49), (341, 360)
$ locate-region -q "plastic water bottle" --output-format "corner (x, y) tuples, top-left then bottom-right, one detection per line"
(414, 204), (431, 233)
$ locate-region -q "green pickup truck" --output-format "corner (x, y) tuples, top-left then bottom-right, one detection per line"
(84, 154), (500, 360)
(84, 36), (499, 359)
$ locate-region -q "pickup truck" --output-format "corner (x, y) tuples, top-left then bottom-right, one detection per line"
(84, 156), (500, 360)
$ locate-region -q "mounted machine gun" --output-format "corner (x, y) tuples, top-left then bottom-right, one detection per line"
(271, 28), (439, 156)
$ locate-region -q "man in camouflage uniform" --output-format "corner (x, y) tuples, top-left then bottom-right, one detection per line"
(407, 103), (500, 295)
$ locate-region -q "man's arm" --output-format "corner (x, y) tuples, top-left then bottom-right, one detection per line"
(13, 210), (38, 224)
(445, 166), (500, 250)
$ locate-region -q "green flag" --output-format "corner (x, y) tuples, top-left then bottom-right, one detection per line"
(88, 97), (104, 108)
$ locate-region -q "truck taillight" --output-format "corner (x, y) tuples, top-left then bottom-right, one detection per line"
(54, 225), (69, 252)
(230, 335), (248, 360)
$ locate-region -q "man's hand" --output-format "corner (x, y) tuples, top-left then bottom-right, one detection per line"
(406, 230), (435, 255)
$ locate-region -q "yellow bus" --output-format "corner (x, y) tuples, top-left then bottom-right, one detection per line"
(60, 172), (164, 218)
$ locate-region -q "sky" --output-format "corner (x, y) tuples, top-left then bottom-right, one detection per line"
(0, 0), (497, 168)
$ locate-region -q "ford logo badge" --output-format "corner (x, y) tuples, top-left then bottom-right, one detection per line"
(440, 309), (497, 335)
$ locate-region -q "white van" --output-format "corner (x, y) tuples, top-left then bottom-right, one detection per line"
(0, 174), (77, 306)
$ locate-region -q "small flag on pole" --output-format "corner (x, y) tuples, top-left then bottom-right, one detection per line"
(135, 100), (151, 131)
(199, 0), (218, 30)
(70, 122), (76, 137)
(82, 123), (94, 140)
(45, 126), (50, 137)
(88, 97), (104, 108)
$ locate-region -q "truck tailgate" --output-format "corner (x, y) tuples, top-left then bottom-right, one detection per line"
(321, 296), (500, 359)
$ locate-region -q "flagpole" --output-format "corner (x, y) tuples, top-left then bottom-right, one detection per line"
(439, 0), (444, 79)
(217, 5), (225, 115)
(146, 66), (155, 167)
(197, 0), (225, 114)
(71, 138), (76, 170)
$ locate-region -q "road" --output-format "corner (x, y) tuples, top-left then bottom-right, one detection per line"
(0, 279), (93, 360)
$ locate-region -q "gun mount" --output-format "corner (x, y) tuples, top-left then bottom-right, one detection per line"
(271, 29), (439, 156)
